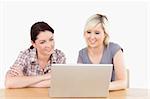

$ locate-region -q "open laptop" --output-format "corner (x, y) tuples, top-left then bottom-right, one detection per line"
(49, 64), (113, 97)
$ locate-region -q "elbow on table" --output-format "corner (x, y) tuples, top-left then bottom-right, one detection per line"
(5, 76), (19, 89)
(5, 79), (12, 89)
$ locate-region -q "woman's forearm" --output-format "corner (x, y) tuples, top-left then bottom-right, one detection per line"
(5, 75), (44, 88)
(5, 72), (51, 88)
(109, 80), (127, 91)
(28, 79), (50, 88)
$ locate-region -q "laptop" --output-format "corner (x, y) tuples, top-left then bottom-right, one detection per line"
(49, 64), (113, 97)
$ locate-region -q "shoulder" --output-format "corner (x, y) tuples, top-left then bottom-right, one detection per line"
(53, 49), (66, 57)
(108, 42), (121, 48)
(13, 48), (34, 67)
(108, 42), (123, 51)
(107, 42), (123, 57)
(79, 47), (87, 56)
(18, 48), (31, 57)
(52, 49), (66, 64)
(17, 48), (36, 60)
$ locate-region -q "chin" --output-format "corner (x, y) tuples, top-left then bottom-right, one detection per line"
(44, 52), (52, 56)
(88, 44), (97, 48)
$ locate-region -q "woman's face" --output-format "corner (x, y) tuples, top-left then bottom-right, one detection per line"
(32, 30), (54, 56)
(84, 23), (105, 48)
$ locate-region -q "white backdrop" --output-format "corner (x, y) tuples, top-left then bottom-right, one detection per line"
(0, 1), (149, 89)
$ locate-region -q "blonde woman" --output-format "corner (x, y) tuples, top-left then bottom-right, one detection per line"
(77, 14), (127, 91)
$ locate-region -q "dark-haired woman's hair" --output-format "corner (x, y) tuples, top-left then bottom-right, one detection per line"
(30, 21), (54, 49)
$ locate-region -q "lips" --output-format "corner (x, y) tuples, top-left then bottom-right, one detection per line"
(45, 48), (52, 52)
(89, 40), (96, 44)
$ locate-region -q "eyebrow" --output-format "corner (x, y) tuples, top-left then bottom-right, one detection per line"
(95, 30), (101, 32)
(38, 36), (54, 42)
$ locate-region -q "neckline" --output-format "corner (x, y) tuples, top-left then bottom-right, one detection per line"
(86, 46), (106, 64)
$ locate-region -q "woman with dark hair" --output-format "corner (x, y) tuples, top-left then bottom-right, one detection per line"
(5, 21), (66, 88)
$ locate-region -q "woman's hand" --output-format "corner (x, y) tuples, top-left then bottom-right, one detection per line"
(42, 72), (51, 80)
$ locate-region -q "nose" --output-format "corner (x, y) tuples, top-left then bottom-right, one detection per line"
(90, 33), (95, 39)
(45, 41), (52, 48)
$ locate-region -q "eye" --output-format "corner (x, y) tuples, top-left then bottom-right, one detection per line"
(87, 31), (91, 34)
(95, 32), (100, 35)
(49, 38), (54, 41)
(40, 41), (45, 44)
(39, 40), (46, 44)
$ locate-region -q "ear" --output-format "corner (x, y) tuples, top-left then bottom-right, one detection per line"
(31, 41), (36, 48)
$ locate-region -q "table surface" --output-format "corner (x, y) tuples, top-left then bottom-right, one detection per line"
(0, 88), (149, 99)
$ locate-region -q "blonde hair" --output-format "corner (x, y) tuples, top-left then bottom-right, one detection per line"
(84, 14), (109, 46)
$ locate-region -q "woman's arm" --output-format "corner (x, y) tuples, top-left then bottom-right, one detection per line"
(5, 69), (51, 88)
(28, 79), (50, 88)
(109, 49), (127, 91)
